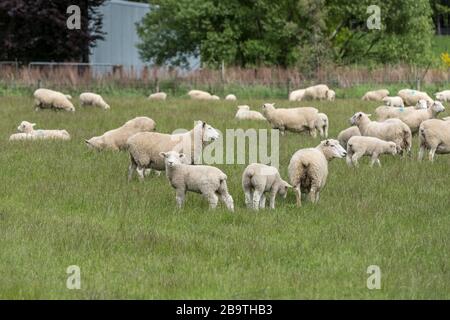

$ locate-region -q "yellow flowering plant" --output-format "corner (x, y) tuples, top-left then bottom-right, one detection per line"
(441, 52), (450, 67)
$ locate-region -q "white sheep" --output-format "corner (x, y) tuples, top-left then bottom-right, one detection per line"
(188, 90), (213, 100)
(337, 126), (361, 150)
(382, 96), (404, 108)
(33, 88), (75, 112)
(9, 121), (70, 141)
(148, 92), (167, 100)
(225, 94), (237, 101)
(418, 119), (450, 161)
(79, 92), (110, 110)
(288, 139), (347, 206)
(126, 121), (219, 181)
(261, 103), (319, 136)
(362, 89), (389, 101)
(398, 89), (433, 107)
(376, 99), (428, 121)
(85, 116), (156, 151)
(435, 90), (450, 102)
(346, 136), (397, 167)
(235, 105), (266, 121)
(289, 89), (306, 101)
(304, 84), (335, 101)
(315, 113), (329, 138)
(160, 151), (234, 211)
(350, 112), (412, 155)
(242, 163), (291, 210)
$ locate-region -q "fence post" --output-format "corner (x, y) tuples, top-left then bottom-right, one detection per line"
(416, 78), (421, 91)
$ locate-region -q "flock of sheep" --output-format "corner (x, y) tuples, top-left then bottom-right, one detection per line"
(7, 85), (450, 211)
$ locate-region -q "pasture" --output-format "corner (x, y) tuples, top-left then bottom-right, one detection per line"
(0, 95), (448, 299)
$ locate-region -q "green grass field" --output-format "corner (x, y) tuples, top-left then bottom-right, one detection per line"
(0, 95), (448, 299)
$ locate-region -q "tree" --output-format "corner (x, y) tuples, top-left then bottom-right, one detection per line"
(0, 0), (105, 63)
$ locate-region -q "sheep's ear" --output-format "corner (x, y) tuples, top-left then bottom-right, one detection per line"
(159, 152), (167, 158)
(179, 153), (185, 158)
(202, 121), (206, 128)
(84, 139), (90, 145)
(324, 140), (330, 146)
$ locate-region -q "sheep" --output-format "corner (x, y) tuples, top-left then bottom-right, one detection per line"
(382, 96), (404, 108)
(235, 105), (266, 121)
(225, 94), (237, 101)
(288, 139), (347, 206)
(346, 136), (397, 167)
(148, 92), (167, 100)
(188, 90), (213, 100)
(85, 116), (156, 151)
(160, 150), (234, 211)
(435, 90), (450, 102)
(418, 119), (450, 161)
(9, 121), (71, 141)
(211, 95), (220, 100)
(242, 163), (291, 210)
(315, 112), (329, 138)
(376, 99), (428, 121)
(350, 112), (412, 155)
(261, 103), (319, 136)
(337, 126), (361, 150)
(126, 121), (219, 181)
(289, 89), (306, 101)
(33, 88), (75, 112)
(303, 84), (334, 101)
(362, 89), (390, 101)
(79, 92), (110, 110)
(398, 89), (434, 107)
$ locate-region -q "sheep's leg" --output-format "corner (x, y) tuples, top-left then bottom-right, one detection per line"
(429, 148), (436, 162)
(370, 154), (379, 167)
(269, 191), (276, 209)
(294, 184), (302, 207)
(252, 190), (262, 210)
(206, 193), (219, 209)
(346, 154), (353, 167)
(418, 146), (425, 161)
(309, 125), (317, 138)
(127, 159), (137, 182)
(259, 193), (266, 209)
(219, 192), (234, 212)
(376, 159), (381, 167)
(351, 152), (363, 167)
(136, 167), (145, 181)
(175, 189), (186, 209)
(244, 189), (253, 209)
(315, 191), (320, 203)
(279, 126), (286, 136)
(309, 187), (317, 204)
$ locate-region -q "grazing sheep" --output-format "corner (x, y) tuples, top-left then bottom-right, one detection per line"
(398, 89), (434, 107)
(126, 121), (219, 181)
(9, 121), (71, 141)
(350, 112), (412, 155)
(315, 113), (329, 138)
(188, 90), (213, 100)
(85, 116), (156, 151)
(211, 95), (220, 100)
(33, 88), (75, 112)
(337, 126), (361, 150)
(160, 151), (234, 211)
(79, 92), (110, 110)
(289, 89), (306, 101)
(418, 119), (450, 161)
(362, 89), (390, 101)
(242, 163), (291, 210)
(261, 103), (319, 136)
(435, 90), (450, 102)
(288, 139), (347, 206)
(346, 136), (397, 167)
(148, 92), (167, 100)
(225, 94), (237, 101)
(376, 99), (428, 121)
(382, 96), (404, 108)
(304, 84), (335, 101)
(235, 105), (266, 121)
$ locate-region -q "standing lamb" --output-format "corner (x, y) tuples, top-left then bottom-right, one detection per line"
(126, 121), (220, 181)
(346, 136), (397, 167)
(315, 113), (329, 138)
(148, 92), (167, 100)
(242, 163), (291, 210)
(337, 126), (361, 150)
(225, 94), (237, 101)
(289, 89), (306, 101)
(85, 116), (156, 151)
(235, 105), (266, 121)
(288, 139), (347, 206)
(435, 90), (450, 102)
(418, 119), (450, 161)
(398, 89), (434, 107)
(79, 92), (110, 110)
(261, 103), (319, 136)
(9, 121), (70, 141)
(362, 89), (390, 101)
(33, 88), (75, 112)
(160, 151), (234, 211)
(304, 84), (335, 101)
(382, 96), (404, 108)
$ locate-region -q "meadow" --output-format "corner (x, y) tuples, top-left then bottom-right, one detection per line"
(0, 94), (448, 299)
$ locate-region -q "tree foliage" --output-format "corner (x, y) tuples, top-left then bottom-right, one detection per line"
(0, 0), (105, 63)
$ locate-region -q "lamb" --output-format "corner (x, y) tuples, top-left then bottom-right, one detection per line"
(435, 90), (450, 102)
(85, 116), (156, 151)
(350, 112), (412, 155)
(225, 94), (237, 101)
(288, 139), (347, 206)
(261, 103), (319, 136)
(148, 92), (167, 100)
(398, 89), (434, 107)
(235, 105), (266, 121)
(126, 121), (219, 181)
(376, 99), (428, 121)
(362, 89), (389, 101)
(33, 88), (75, 112)
(315, 112), (329, 138)
(289, 89), (306, 101)
(79, 92), (110, 110)
(382, 96), (404, 108)
(242, 163), (291, 210)
(346, 136), (397, 167)
(188, 90), (213, 100)
(160, 151), (234, 211)
(9, 121), (70, 141)
(337, 126), (361, 149)
(304, 84), (335, 101)
(418, 119), (450, 161)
